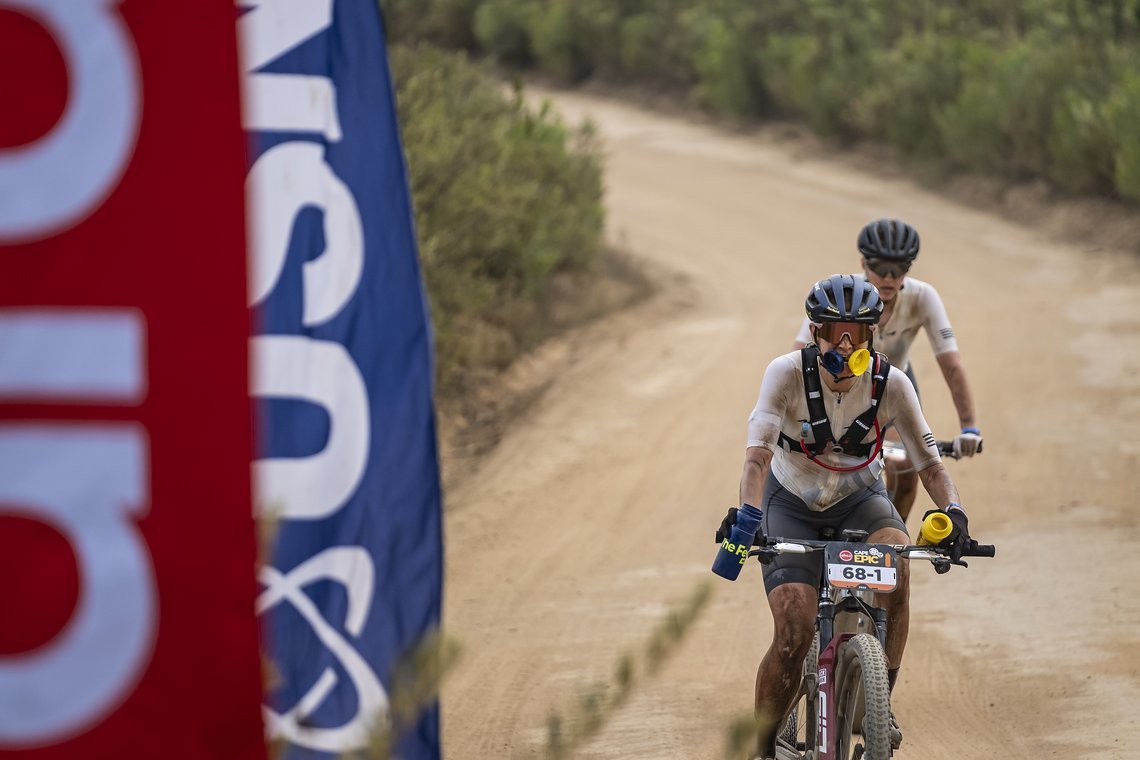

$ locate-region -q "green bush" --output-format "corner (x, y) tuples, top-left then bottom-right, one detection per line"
(1047, 89), (1116, 194)
(389, 46), (605, 390)
(473, 0), (536, 67)
(426, 0), (481, 50)
(854, 33), (967, 159)
(380, 0), (479, 49)
(379, 0), (431, 42)
(760, 31), (856, 136)
(938, 36), (1077, 178)
(618, 11), (699, 89)
(617, 13), (663, 80)
(1106, 68), (1140, 202)
(530, 0), (597, 84)
(393, 0), (1140, 207)
(684, 9), (763, 118)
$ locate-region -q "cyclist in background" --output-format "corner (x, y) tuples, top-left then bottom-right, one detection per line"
(792, 219), (981, 521)
(723, 274), (975, 759)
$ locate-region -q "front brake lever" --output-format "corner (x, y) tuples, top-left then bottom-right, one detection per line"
(753, 547), (779, 565)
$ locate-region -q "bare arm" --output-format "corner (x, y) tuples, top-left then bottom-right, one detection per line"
(740, 446), (774, 507)
(916, 462), (961, 510)
(934, 351), (977, 429)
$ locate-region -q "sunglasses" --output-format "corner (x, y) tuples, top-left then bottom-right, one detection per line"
(814, 321), (873, 345)
(865, 259), (911, 278)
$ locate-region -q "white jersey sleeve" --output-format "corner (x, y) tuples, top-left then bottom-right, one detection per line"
(746, 355), (798, 452)
(918, 283), (959, 356)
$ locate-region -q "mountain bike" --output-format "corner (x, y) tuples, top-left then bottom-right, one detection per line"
(753, 526), (995, 760)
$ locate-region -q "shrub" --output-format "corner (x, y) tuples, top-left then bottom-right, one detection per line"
(853, 32), (967, 160)
(392, 0), (1140, 208)
(425, 0), (481, 51)
(618, 11), (699, 89)
(1105, 68), (1140, 202)
(389, 46), (605, 390)
(473, 0), (536, 67)
(1047, 89), (1116, 194)
(530, 0), (597, 84)
(684, 9), (763, 118)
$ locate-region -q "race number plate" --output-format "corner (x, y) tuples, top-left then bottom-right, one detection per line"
(825, 543), (898, 592)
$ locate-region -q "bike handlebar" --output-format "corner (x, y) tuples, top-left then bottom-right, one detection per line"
(935, 439), (984, 458)
(750, 536), (996, 570)
(965, 542), (996, 558)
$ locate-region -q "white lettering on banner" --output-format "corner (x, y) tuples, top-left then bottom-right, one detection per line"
(0, 310), (145, 401)
(251, 335), (369, 520)
(0, 0), (153, 723)
(240, 0), (387, 749)
(237, 0), (333, 72)
(0, 426), (155, 746)
(242, 74), (343, 141)
(246, 142), (363, 325)
(237, 0), (339, 139)
(256, 547), (388, 751)
(0, 0), (140, 241)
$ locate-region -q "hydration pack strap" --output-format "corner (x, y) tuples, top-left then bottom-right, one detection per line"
(777, 345), (891, 457)
(799, 345), (832, 454)
(837, 353), (891, 456)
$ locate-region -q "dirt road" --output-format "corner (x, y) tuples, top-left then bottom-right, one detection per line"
(441, 89), (1140, 759)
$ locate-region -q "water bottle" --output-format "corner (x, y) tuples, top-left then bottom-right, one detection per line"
(918, 511), (952, 546)
(711, 504), (764, 580)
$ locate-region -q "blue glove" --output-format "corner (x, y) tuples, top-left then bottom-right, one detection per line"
(714, 506), (766, 546)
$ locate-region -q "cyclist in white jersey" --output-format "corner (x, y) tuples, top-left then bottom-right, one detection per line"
(717, 274), (976, 759)
(792, 219), (982, 520)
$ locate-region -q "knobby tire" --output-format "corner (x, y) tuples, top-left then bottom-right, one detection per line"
(835, 633), (892, 760)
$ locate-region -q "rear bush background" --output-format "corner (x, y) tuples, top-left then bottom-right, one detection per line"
(382, 0), (1140, 203)
(389, 45), (606, 395)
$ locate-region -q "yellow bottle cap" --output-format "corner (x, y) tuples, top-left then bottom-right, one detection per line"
(919, 511), (953, 546)
(848, 348), (871, 376)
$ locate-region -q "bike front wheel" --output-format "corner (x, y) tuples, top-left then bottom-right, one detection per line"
(834, 633), (892, 760)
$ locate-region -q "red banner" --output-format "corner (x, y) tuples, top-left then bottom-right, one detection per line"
(0, 1), (265, 757)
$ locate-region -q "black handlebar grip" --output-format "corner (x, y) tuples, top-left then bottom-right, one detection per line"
(936, 440), (984, 456)
(967, 543), (996, 557)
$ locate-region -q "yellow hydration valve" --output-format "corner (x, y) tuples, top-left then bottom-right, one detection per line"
(847, 348), (871, 376)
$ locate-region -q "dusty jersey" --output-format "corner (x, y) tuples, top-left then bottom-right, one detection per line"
(747, 351), (940, 510)
(795, 276), (958, 370)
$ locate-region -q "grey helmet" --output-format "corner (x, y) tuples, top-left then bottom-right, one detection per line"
(857, 218), (920, 261)
(805, 274), (883, 324)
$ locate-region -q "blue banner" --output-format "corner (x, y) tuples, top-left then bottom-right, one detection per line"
(239, 2), (442, 757)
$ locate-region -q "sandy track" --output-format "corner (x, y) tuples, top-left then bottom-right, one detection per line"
(441, 89), (1140, 759)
